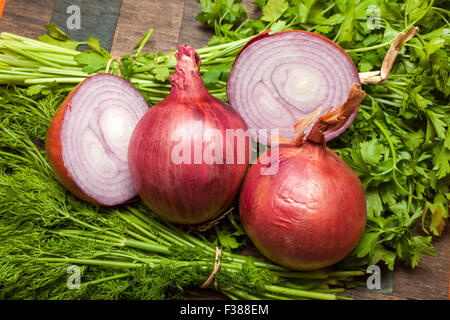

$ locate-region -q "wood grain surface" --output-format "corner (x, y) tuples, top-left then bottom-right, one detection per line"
(111, 0), (186, 55)
(51, 0), (122, 52)
(0, 0), (56, 39)
(0, 0), (448, 300)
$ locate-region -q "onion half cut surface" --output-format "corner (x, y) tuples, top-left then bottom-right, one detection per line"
(227, 31), (361, 143)
(46, 73), (149, 206)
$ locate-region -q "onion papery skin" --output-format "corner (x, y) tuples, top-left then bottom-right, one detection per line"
(227, 30), (360, 143)
(128, 45), (250, 225)
(46, 73), (149, 206)
(239, 142), (367, 271)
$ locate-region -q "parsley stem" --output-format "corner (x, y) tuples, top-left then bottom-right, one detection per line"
(234, 19), (251, 34)
(134, 28), (154, 57)
(0, 32), (82, 55)
(1, 43), (71, 67)
(196, 37), (250, 55)
(255, 292), (297, 300)
(273, 271), (328, 279)
(315, 288), (346, 293)
(220, 286), (263, 300)
(383, 83), (408, 96)
(345, 41), (391, 53)
(227, 211), (245, 234)
(24, 77), (87, 84)
(372, 118), (416, 199)
(283, 280), (323, 291)
(136, 87), (169, 95)
(38, 66), (88, 77)
(372, 97), (402, 107)
(264, 284), (337, 300)
(407, 0), (435, 28)
(131, 79), (171, 87)
(327, 270), (365, 277)
(220, 289), (240, 300)
(431, 7), (450, 27)
(407, 182), (413, 214)
(0, 56), (41, 67)
(372, 93), (404, 100)
(320, 3), (336, 15)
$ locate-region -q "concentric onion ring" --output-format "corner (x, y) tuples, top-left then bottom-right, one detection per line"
(46, 73), (148, 206)
(227, 31), (360, 143)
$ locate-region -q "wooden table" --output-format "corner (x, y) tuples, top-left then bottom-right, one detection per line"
(1, 0), (449, 300)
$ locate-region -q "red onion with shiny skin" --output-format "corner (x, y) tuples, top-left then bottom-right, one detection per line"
(227, 30), (360, 143)
(46, 73), (149, 206)
(128, 45), (250, 224)
(239, 84), (367, 271)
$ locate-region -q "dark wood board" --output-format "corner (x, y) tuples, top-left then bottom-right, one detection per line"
(50, 0), (122, 52)
(0, 0), (448, 300)
(111, 0), (186, 56)
(0, 0), (56, 39)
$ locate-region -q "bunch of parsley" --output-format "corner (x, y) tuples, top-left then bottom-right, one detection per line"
(195, 0), (449, 270)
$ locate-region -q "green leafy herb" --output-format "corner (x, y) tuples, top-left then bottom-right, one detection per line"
(261, 0), (289, 23)
(38, 23), (81, 50)
(0, 0), (448, 299)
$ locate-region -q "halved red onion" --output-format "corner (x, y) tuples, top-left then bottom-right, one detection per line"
(46, 73), (148, 206)
(227, 31), (360, 143)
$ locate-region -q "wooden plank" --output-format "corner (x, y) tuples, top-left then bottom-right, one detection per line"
(243, 0), (263, 20)
(177, 0), (212, 49)
(344, 290), (408, 300)
(50, 0), (122, 52)
(392, 225), (450, 300)
(110, 0), (186, 56)
(0, 0), (56, 39)
(345, 226), (450, 300)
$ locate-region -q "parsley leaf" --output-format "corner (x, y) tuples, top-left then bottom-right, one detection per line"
(152, 67), (170, 82)
(261, 0), (288, 23)
(360, 138), (388, 166)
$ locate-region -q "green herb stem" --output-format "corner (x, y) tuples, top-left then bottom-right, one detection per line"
(264, 284), (337, 300)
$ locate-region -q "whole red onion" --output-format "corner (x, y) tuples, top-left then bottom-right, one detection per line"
(128, 45), (250, 224)
(239, 84), (367, 271)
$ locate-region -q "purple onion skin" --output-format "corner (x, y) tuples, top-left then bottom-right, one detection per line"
(46, 81), (94, 203)
(128, 46), (250, 224)
(239, 142), (367, 271)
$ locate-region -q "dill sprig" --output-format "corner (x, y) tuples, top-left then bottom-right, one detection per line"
(0, 87), (364, 300)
